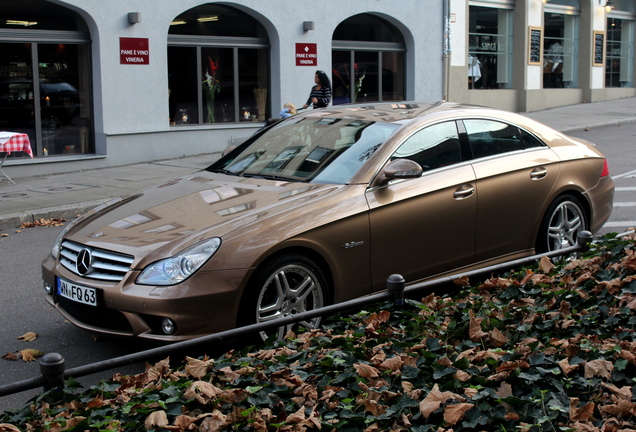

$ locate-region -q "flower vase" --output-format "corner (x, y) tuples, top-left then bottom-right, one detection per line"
(207, 98), (215, 123)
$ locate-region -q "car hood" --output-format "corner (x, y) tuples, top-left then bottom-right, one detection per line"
(64, 171), (342, 260)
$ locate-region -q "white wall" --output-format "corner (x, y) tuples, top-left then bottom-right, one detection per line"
(38, 0), (444, 171)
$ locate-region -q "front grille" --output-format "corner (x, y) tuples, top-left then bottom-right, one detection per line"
(60, 240), (134, 282)
(57, 296), (133, 333)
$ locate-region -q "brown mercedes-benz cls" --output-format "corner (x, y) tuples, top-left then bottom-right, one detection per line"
(42, 102), (614, 341)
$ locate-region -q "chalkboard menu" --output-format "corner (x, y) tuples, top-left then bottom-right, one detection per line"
(593, 31), (605, 66)
(528, 27), (542, 65)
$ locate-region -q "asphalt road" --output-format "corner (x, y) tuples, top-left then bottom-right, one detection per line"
(0, 225), (153, 412)
(568, 123), (636, 236)
(0, 122), (633, 413)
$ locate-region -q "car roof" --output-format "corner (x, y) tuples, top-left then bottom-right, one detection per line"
(300, 101), (503, 124)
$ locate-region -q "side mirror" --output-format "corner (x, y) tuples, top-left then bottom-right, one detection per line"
(373, 159), (423, 187)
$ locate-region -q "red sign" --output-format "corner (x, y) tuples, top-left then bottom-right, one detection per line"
(296, 43), (317, 66)
(120, 37), (149, 65)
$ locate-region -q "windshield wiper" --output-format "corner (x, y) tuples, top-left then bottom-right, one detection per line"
(242, 173), (303, 182)
(209, 168), (241, 176)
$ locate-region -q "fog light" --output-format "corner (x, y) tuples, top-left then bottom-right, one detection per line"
(44, 282), (53, 294)
(161, 318), (177, 335)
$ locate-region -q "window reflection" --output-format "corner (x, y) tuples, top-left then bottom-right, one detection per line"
(217, 116), (398, 184)
(392, 122), (461, 172)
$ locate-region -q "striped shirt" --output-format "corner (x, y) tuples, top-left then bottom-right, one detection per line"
(305, 85), (332, 108)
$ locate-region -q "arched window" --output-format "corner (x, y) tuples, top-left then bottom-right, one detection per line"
(332, 14), (406, 105)
(168, 5), (270, 125)
(0, 0), (92, 158)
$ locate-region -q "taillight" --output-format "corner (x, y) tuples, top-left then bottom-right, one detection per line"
(601, 159), (610, 177)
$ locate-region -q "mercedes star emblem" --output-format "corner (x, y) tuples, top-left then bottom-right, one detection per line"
(76, 248), (92, 276)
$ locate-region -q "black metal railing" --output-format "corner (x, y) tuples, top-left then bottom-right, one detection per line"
(0, 231), (594, 399)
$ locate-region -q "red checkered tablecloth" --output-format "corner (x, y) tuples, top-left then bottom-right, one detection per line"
(0, 132), (34, 158)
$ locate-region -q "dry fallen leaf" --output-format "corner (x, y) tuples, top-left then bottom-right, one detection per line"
(184, 356), (213, 379)
(17, 332), (38, 342)
(444, 403), (475, 425)
(419, 384), (457, 418)
(539, 255), (554, 273)
(558, 358), (579, 376)
(144, 410), (168, 430)
(354, 363), (380, 379)
(0, 234), (8, 238)
(2, 352), (18, 361)
(584, 359), (613, 379)
(569, 398), (595, 422)
(20, 218), (66, 229)
(0, 423), (22, 432)
(468, 310), (488, 341)
(20, 349), (45, 362)
(183, 381), (223, 404)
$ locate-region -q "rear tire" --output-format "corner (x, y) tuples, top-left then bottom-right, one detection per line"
(536, 194), (588, 253)
(238, 254), (327, 343)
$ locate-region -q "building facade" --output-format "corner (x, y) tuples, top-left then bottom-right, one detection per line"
(0, 0), (443, 177)
(448, 0), (636, 111)
(1, 0), (634, 177)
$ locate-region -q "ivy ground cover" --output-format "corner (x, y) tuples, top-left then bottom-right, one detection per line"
(1, 233), (636, 432)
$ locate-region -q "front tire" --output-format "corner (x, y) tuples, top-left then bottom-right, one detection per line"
(536, 194), (588, 253)
(238, 254), (327, 343)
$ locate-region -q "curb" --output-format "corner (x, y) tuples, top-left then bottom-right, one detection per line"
(0, 199), (108, 232)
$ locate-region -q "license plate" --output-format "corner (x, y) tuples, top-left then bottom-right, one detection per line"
(57, 278), (98, 307)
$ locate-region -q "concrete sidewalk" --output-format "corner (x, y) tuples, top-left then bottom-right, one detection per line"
(2, 97), (636, 232)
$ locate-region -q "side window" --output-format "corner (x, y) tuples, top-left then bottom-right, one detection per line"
(391, 122), (461, 172)
(520, 129), (545, 149)
(464, 119), (524, 159)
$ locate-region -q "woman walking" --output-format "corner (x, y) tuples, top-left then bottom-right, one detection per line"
(302, 70), (332, 109)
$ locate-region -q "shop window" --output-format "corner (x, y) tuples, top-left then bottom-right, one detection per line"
(168, 5), (269, 125)
(0, 0), (92, 158)
(543, 11), (579, 88)
(468, 6), (513, 90)
(606, 18), (634, 88)
(332, 14), (406, 104)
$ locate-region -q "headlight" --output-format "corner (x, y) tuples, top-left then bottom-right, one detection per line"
(136, 237), (221, 286)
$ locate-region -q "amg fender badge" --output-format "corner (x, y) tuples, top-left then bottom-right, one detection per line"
(343, 241), (364, 249)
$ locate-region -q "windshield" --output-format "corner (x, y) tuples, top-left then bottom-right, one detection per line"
(209, 115), (399, 184)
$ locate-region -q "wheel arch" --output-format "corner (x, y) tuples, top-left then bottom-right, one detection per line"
(534, 189), (591, 252)
(547, 189), (592, 227)
(244, 245), (336, 305)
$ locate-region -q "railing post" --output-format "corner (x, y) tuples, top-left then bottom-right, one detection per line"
(577, 230), (593, 252)
(387, 274), (405, 308)
(39, 353), (65, 391)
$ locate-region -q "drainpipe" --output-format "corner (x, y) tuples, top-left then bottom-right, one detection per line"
(442, 0), (451, 101)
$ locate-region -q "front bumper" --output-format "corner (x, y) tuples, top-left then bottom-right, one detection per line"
(42, 255), (251, 342)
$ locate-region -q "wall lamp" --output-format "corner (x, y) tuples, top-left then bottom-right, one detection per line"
(128, 12), (141, 25)
(303, 21), (315, 32)
(604, 0), (615, 12)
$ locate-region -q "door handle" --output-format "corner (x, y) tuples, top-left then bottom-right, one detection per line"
(453, 185), (475, 199)
(530, 167), (548, 180)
